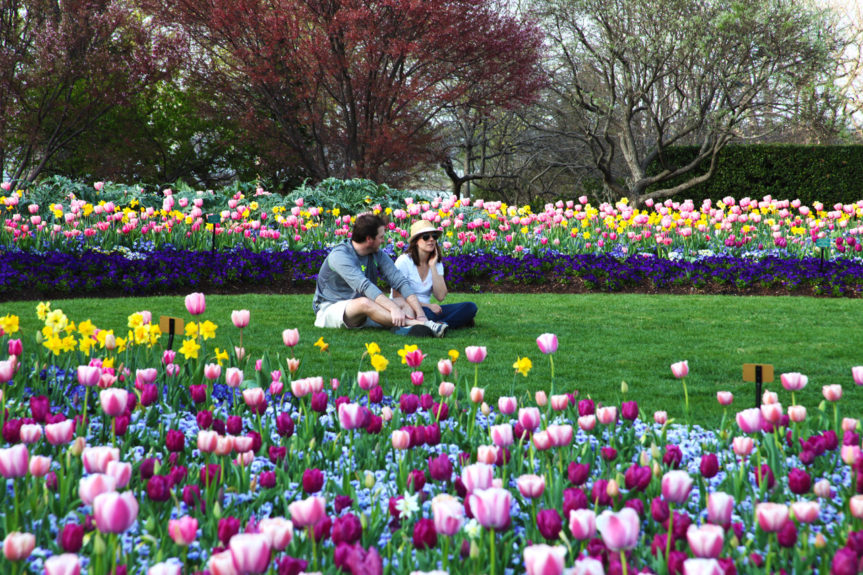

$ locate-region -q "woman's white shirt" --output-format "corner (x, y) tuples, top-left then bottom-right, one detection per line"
(392, 254), (443, 304)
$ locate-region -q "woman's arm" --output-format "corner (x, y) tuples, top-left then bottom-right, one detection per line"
(428, 253), (447, 302)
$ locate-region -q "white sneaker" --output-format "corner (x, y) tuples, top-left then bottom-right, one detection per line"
(424, 320), (448, 338)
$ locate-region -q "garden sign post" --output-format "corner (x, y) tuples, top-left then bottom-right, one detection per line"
(159, 316), (185, 350)
(742, 363), (774, 408)
(207, 214), (221, 252)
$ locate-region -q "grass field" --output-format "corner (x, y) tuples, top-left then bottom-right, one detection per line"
(3, 293), (862, 427)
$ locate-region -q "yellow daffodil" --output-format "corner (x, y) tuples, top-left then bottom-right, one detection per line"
(365, 342), (381, 356)
(148, 325), (161, 346)
(60, 335), (76, 353)
(77, 319), (96, 339)
(397, 344), (418, 364)
(114, 337), (127, 353)
(199, 320), (217, 340)
(63, 321), (76, 335)
(214, 347), (229, 366)
(43, 335), (63, 355)
(179, 338), (200, 360)
(314, 337), (329, 353)
(448, 349), (459, 363)
(44, 309), (68, 333)
(185, 321), (199, 338)
(370, 353), (389, 372)
(102, 357), (115, 369)
(79, 336), (95, 354)
(36, 301), (51, 320)
(133, 325), (149, 345)
(513, 356), (532, 377)
(128, 312), (145, 329)
(0, 314), (19, 335)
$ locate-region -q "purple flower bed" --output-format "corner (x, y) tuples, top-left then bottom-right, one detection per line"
(2, 249), (863, 300)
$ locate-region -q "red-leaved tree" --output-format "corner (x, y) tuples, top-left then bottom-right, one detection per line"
(0, 0), (184, 185)
(150, 0), (545, 185)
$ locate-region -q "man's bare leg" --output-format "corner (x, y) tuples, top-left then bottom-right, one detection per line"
(343, 298), (425, 328)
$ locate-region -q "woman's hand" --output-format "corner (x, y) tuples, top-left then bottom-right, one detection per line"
(427, 303), (442, 314)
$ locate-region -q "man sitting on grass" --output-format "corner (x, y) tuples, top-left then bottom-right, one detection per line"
(312, 213), (447, 338)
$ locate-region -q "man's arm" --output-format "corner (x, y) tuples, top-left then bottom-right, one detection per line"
(327, 246), (384, 301)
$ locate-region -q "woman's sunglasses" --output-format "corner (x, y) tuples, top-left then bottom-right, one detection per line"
(420, 234), (439, 241)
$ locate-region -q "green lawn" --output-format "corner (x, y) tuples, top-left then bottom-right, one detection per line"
(3, 293), (862, 427)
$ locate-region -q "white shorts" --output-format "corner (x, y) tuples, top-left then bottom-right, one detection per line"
(314, 301), (381, 329)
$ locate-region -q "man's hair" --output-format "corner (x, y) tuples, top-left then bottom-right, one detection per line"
(352, 213), (387, 243)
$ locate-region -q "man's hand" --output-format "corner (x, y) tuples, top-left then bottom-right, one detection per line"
(427, 303), (442, 314)
(390, 307), (407, 327)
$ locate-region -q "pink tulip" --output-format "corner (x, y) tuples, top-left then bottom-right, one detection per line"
(233, 436), (254, 453)
(814, 479), (832, 499)
(853, 366), (863, 385)
(169, 516), (199, 546)
(524, 544), (566, 575)
(234, 451), (255, 466)
(242, 387), (266, 409)
(516, 474), (546, 499)
(0, 444), (29, 478)
(572, 557), (604, 575)
(823, 384), (843, 402)
(788, 405), (807, 423)
(476, 445), (499, 465)
(258, 517), (293, 551)
(731, 436), (754, 457)
(468, 487), (511, 529)
(81, 446), (120, 474)
(549, 394), (568, 411)
(99, 388), (128, 417)
(0, 360), (15, 383)
(490, 424), (514, 447)
(536, 333), (558, 354)
(546, 424), (573, 447)
(226, 368), (244, 388)
(203, 363), (221, 381)
(44, 554), (82, 575)
(229, 533), (271, 574)
(286, 357), (300, 374)
(208, 550), (237, 575)
(755, 502), (788, 532)
(707, 492), (734, 527)
(198, 430), (219, 453)
(595, 507), (640, 551)
(106, 461), (132, 488)
(438, 381), (455, 397)
(850, 445), (863, 466)
(568, 509), (596, 540)
(148, 563), (182, 575)
(578, 415), (596, 431)
(780, 372), (808, 391)
(432, 494), (464, 536)
(77, 365), (102, 387)
(136, 368), (158, 386)
(291, 378), (311, 397)
(682, 558), (723, 575)
(357, 371), (379, 390)
(288, 495), (326, 527)
(661, 470), (694, 504)
(231, 309), (250, 329)
(670, 360), (689, 378)
(686, 524), (724, 558)
(760, 402), (782, 424)
(19, 423), (42, 444)
(843, 418), (859, 432)
(461, 463), (494, 493)
(716, 391), (733, 406)
(596, 406), (617, 425)
(532, 430), (553, 451)
(93, 491), (139, 533)
(391, 430), (410, 450)
(791, 501), (820, 524)
(403, 349), (426, 368)
(282, 328), (299, 347)
(45, 420), (75, 445)
(185, 292), (206, 315)
(654, 411), (668, 425)
(850, 495), (863, 519)
(518, 407), (541, 430)
(3, 532), (34, 561)
(28, 455), (51, 477)
(498, 396), (517, 414)
(437, 358), (453, 376)
(762, 390), (778, 405)
(465, 346), (487, 363)
(79, 473), (118, 505)
(735, 408), (763, 433)
(338, 403), (365, 430)
(410, 371), (424, 386)
(535, 390), (548, 407)
(470, 387), (485, 403)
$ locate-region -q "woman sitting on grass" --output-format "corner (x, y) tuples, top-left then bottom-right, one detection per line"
(391, 220), (478, 330)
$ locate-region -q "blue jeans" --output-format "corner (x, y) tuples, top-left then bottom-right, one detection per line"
(423, 301), (477, 329)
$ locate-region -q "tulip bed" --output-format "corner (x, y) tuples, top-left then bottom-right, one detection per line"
(0, 297), (863, 574)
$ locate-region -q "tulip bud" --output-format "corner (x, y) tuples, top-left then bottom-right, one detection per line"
(639, 450), (651, 467)
(814, 533), (826, 548)
(620, 380), (628, 394)
(535, 391), (548, 407)
(481, 402), (490, 416)
(652, 461), (662, 478)
(70, 437), (86, 457)
(470, 540), (480, 559)
(364, 471), (376, 489)
(606, 479), (620, 498)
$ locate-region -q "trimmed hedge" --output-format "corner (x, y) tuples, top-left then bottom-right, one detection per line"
(647, 145), (863, 205)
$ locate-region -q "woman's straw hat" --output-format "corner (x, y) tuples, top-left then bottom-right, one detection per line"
(408, 220), (443, 242)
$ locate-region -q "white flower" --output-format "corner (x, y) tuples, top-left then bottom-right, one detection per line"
(463, 518), (482, 539)
(395, 492), (420, 519)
